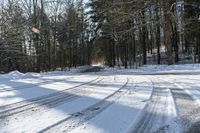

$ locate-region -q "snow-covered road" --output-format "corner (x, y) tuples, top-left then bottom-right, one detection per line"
(0, 64), (200, 133)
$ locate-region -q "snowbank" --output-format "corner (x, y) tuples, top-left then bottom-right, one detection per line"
(103, 64), (200, 75)
(0, 70), (25, 81)
(141, 64), (200, 72)
(139, 64), (200, 74)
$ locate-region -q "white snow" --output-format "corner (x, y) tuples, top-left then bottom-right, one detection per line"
(0, 64), (200, 133)
(71, 77), (153, 133)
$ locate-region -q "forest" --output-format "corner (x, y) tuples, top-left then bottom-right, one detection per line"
(1, 1), (200, 132)
(0, 0), (200, 72)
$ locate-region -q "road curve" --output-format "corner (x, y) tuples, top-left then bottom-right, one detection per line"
(0, 77), (101, 118)
(128, 77), (179, 133)
(38, 78), (130, 133)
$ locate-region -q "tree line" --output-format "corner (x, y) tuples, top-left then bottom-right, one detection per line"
(89, 0), (200, 68)
(0, 0), (200, 72)
(0, 0), (93, 72)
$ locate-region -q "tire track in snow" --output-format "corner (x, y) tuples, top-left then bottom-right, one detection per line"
(155, 77), (200, 133)
(168, 77), (200, 100)
(169, 77), (200, 82)
(167, 81), (200, 133)
(129, 77), (178, 133)
(38, 78), (129, 133)
(0, 77), (102, 118)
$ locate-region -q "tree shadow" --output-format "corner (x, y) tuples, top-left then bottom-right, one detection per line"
(0, 73), (200, 133)
(0, 74), (139, 132)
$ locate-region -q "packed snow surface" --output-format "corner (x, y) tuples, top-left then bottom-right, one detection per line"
(0, 64), (200, 133)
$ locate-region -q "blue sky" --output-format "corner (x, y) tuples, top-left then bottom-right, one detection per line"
(84, 0), (89, 4)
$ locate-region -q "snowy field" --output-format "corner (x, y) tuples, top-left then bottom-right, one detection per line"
(0, 64), (200, 133)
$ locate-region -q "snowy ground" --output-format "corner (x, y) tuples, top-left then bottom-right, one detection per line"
(0, 64), (200, 133)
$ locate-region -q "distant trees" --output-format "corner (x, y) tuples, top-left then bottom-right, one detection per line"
(0, 0), (200, 72)
(0, 0), (93, 72)
(184, 0), (200, 63)
(88, 0), (200, 67)
(0, 0), (27, 72)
